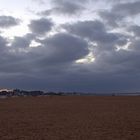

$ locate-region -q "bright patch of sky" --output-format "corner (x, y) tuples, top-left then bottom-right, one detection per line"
(0, 0), (106, 38)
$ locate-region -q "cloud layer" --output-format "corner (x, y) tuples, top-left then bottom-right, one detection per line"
(0, 0), (140, 92)
(0, 16), (20, 28)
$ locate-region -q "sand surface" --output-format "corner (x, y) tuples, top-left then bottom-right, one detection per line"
(0, 96), (140, 140)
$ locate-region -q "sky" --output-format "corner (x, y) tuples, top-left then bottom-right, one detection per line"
(0, 0), (140, 93)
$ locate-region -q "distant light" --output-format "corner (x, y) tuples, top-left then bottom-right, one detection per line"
(76, 52), (95, 64)
(29, 40), (41, 48)
(116, 41), (131, 51)
(0, 89), (13, 92)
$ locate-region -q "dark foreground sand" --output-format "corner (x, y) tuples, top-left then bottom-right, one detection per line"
(0, 96), (140, 140)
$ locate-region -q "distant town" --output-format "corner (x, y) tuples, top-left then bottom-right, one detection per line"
(0, 89), (140, 98)
(0, 89), (81, 98)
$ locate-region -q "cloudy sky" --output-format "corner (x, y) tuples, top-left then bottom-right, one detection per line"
(0, 0), (140, 92)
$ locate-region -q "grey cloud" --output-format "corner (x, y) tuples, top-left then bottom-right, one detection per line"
(41, 0), (87, 16)
(11, 34), (35, 48)
(2, 72), (140, 93)
(0, 34), (35, 74)
(128, 39), (140, 51)
(0, 16), (20, 28)
(1, 0), (140, 93)
(1, 31), (140, 92)
(129, 25), (140, 36)
(98, 1), (140, 28)
(0, 32), (89, 74)
(38, 10), (52, 16)
(28, 18), (54, 35)
(38, 0), (89, 16)
(36, 33), (89, 64)
(52, 0), (84, 15)
(2, 54), (140, 93)
(0, 36), (7, 48)
(98, 11), (124, 27)
(95, 49), (137, 67)
(90, 32), (140, 74)
(63, 20), (105, 40)
(113, 1), (140, 16)
(63, 20), (127, 50)
(0, 36), (8, 65)
(0, 36), (8, 57)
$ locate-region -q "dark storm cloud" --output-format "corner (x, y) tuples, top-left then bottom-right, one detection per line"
(40, 33), (89, 63)
(51, 17), (140, 92)
(0, 16), (20, 28)
(0, 32), (89, 73)
(28, 18), (54, 35)
(1, 35), (140, 93)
